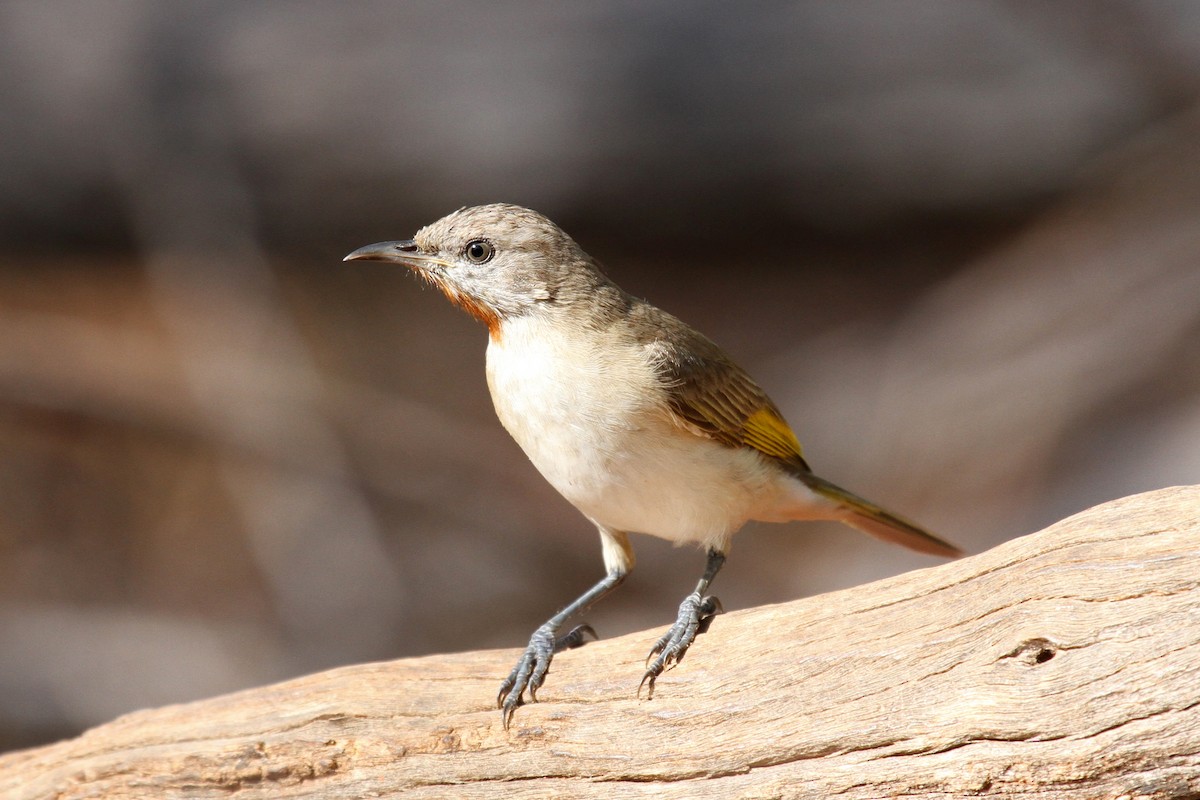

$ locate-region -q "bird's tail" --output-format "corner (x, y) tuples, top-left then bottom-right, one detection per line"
(799, 473), (962, 558)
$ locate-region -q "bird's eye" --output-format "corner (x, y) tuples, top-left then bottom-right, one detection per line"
(464, 240), (494, 264)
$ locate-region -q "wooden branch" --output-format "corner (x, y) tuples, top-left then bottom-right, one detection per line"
(4, 486), (1199, 799)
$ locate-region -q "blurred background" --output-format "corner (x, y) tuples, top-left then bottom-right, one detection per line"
(2, 0), (1199, 752)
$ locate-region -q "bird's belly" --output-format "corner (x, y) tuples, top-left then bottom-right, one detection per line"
(486, 325), (772, 545)
(562, 429), (774, 544)
(507, 411), (765, 544)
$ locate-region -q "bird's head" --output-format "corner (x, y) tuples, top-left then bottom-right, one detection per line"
(344, 204), (601, 335)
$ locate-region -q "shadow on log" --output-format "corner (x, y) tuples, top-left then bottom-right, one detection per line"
(3, 486), (1199, 798)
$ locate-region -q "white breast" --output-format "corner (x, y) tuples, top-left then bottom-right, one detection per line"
(485, 314), (783, 548)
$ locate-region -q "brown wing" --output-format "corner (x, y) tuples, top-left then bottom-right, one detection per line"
(633, 304), (809, 473)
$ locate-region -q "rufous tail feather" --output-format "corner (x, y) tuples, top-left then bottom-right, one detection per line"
(799, 473), (962, 558)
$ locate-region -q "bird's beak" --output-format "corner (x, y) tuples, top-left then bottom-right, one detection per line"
(343, 240), (445, 269)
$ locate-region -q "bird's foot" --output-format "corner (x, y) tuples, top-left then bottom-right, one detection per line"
(498, 623), (596, 729)
(639, 592), (722, 699)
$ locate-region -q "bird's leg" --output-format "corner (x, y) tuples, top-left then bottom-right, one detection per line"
(498, 569), (625, 729)
(640, 547), (726, 699)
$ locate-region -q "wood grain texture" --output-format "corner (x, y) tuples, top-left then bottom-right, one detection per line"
(3, 486), (1199, 799)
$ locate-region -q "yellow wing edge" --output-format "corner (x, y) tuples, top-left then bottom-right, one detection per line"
(742, 407), (804, 462)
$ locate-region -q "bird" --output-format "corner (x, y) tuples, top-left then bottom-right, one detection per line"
(345, 203), (961, 729)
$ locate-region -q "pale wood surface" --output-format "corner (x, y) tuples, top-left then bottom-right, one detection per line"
(3, 486), (1199, 799)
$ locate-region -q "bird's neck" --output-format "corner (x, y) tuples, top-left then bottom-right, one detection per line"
(492, 268), (633, 342)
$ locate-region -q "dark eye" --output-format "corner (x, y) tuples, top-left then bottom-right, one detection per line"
(464, 239), (494, 264)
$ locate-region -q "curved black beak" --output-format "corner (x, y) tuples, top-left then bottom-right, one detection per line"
(343, 240), (441, 266)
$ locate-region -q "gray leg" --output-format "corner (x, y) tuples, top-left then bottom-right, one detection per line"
(640, 548), (726, 699)
(498, 568), (626, 729)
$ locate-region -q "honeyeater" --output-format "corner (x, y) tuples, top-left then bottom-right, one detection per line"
(345, 203), (960, 728)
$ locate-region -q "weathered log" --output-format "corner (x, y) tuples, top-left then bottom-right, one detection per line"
(3, 486), (1199, 799)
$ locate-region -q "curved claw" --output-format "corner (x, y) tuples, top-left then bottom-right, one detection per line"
(639, 593), (722, 700)
(555, 623), (597, 652)
(495, 568), (627, 729)
(497, 624), (557, 728)
(499, 620), (602, 729)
